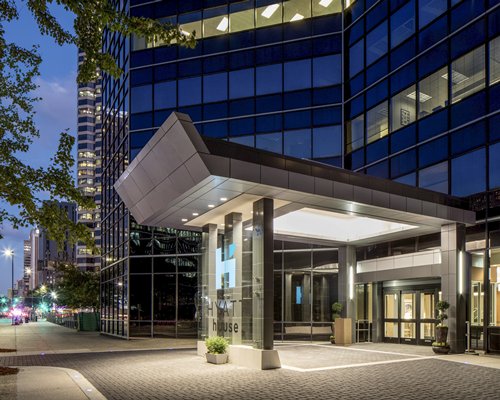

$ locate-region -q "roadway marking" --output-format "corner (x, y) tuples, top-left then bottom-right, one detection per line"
(281, 355), (437, 372)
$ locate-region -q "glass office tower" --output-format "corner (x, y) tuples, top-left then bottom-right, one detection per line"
(101, 0), (500, 348)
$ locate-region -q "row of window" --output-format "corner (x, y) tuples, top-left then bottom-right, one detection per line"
(348, 0), (497, 78)
(388, 143), (500, 197)
(131, 125), (342, 162)
(347, 38), (500, 152)
(131, 55), (341, 112)
(132, 0), (349, 51)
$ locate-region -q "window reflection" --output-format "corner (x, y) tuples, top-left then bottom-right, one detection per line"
(419, 161), (448, 193)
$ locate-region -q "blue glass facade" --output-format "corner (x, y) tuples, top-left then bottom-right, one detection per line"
(101, 0), (500, 343)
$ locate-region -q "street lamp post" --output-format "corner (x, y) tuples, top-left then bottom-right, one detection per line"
(3, 249), (14, 324)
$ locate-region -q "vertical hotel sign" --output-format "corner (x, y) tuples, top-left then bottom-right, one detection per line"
(207, 243), (242, 342)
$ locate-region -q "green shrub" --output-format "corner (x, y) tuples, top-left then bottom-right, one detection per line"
(436, 300), (450, 326)
(331, 302), (343, 320)
(205, 336), (229, 354)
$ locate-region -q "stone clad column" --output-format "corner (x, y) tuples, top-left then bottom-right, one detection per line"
(338, 246), (356, 342)
(252, 198), (274, 350)
(441, 223), (467, 353)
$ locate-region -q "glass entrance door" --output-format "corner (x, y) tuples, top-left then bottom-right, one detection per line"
(401, 292), (417, 344)
(419, 292), (435, 344)
(383, 288), (437, 345)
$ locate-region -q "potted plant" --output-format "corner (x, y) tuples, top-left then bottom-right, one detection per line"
(205, 336), (229, 364)
(330, 302), (343, 344)
(432, 300), (450, 354)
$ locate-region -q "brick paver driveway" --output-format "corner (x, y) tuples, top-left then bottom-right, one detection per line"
(2, 344), (500, 400)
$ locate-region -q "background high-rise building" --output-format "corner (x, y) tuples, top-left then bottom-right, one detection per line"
(100, 0), (500, 347)
(77, 50), (102, 272)
(23, 202), (77, 290)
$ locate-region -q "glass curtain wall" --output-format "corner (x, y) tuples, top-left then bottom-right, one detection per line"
(128, 224), (201, 337)
(274, 241), (338, 341)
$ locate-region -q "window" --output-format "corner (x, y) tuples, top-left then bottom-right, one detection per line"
(451, 45), (485, 104)
(313, 54), (341, 87)
(230, 2), (254, 33)
(366, 101), (389, 144)
(391, 85), (416, 132)
(154, 81), (176, 110)
(490, 36), (500, 86)
(256, 132), (282, 154)
(284, 59), (311, 91)
(451, 148), (486, 197)
(418, 66), (448, 118)
(284, 129), (311, 158)
(178, 77), (201, 106)
(256, 2), (283, 28)
(131, 85), (152, 113)
(490, 142), (500, 190)
(256, 64), (282, 95)
(391, 0), (415, 48)
(346, 113), (364, 153)
(229, 68), (254, 98)
(349, 39), (364, 77)
(366, 22), (388, 66)
(203, 73), (228, 103)
(284, 0), (311, 23)
(229, 135), (254, 147)
(312, 0), (342, 16)
(313, 125), (342, 158)
(419, 0), (447, 29)
(419, 161), (448, 194)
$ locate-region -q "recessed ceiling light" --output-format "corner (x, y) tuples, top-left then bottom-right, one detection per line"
(442, 70), (469, 85)
(192, 212), (199, 216)
(208, 204), (215, 208)
(407, 91), (432, 103)
(216, 16), (229, 32)
(290, 13), (304, 22)
(262, 4), (280, 19)
(319, 0), (334, 7)
(220, 197), (227, 201)
(181, 218), (188, 222)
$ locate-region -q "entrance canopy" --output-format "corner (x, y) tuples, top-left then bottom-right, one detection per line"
(115, 112), (475, 246)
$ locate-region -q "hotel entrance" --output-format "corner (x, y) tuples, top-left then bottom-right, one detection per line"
(383, 284), (439, 345)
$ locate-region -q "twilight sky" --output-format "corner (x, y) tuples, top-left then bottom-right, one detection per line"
(0, 5), (77, 295)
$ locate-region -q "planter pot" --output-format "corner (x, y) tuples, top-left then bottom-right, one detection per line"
(206, 353), (228, 364)
(436, 326), (448, 343)
(432, 345), (450, 355)
(330, 338), (336, 344)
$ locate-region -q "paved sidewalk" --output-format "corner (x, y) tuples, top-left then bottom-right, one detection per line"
(0, 318), (196, 356)
(0, 366), (105, 400)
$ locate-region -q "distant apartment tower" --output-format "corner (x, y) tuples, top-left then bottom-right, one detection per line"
(76, 49), (102, 271)
(23, 202), (77, 290)
(36, 202), (78, 287)
(23, 239), (32, 294)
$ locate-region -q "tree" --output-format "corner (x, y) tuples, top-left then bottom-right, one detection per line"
(54, 263), (100, 310)
(0, 1), (195, 247)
